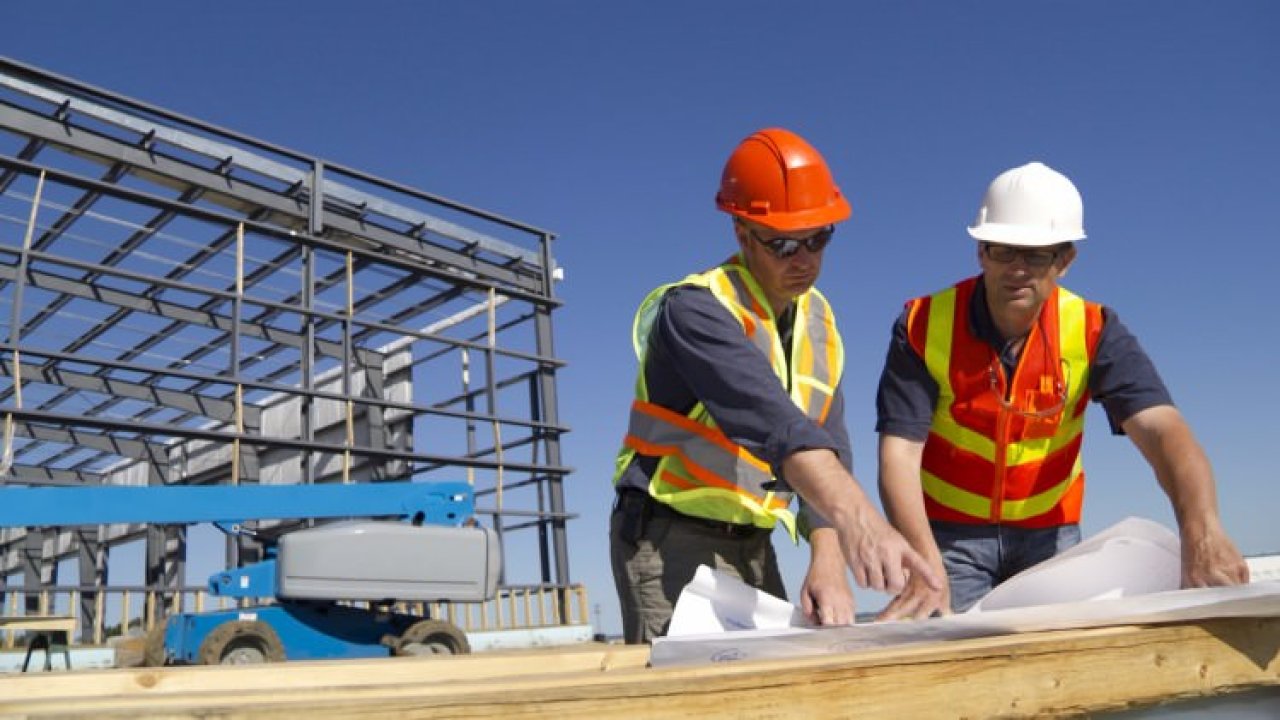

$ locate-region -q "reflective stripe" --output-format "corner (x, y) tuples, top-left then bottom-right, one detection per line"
(628, 399), (771, 476)
(613, 255), (843, 540)
(1001, 459), (1083, 519)
(622, 434), (784, 511)
(921, 467), (989, 519)
(924, 288), (998, 456)
(922, 465), (1083, 520)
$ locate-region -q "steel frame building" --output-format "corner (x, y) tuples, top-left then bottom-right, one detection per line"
(0, 57), (572, 639)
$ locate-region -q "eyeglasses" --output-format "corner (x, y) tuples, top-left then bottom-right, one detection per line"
(982, 243), (1063, 269)
(988, 359), (1070, 419)
(747, 225), (834, 259)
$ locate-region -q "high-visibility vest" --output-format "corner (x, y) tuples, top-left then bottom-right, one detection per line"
(614, 255), (844, 541)
(907, 277), (1103, 528)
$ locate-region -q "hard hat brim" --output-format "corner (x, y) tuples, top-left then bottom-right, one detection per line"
(721, 195), (852, 232)
(967, 222), (1086, 247)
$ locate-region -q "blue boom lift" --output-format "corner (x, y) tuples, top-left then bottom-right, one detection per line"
(0, 481), (500, 665)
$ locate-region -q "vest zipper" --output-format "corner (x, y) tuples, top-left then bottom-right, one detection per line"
(991, 388), (1010, 524)
(989, 344), (1021, 524)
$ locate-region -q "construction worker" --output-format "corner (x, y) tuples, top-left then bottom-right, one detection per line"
(610, 128), (938, 643)
(875, 161), (1249, 619)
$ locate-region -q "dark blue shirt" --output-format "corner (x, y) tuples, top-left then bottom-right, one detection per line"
(617, 283), (852, 531)
(876, 277), (1173, 442)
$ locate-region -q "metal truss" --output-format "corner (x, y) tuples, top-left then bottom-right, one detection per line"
(0, 57), (573, 630)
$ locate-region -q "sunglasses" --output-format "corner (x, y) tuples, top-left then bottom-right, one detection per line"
(747, 225), (834, 259)
(981, 243), (1065, 269)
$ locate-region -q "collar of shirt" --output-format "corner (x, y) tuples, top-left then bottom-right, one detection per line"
(969, 275), (1025, 375)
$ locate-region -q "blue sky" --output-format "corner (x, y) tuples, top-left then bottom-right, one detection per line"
(6, 1), (1278, 637)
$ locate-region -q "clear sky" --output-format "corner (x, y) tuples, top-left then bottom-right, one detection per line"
(6, 1), (1278, 638)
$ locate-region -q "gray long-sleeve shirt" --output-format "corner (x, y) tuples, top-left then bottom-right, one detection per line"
(617, 283), (852, 532)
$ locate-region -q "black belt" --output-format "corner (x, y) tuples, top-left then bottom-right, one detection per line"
(615, 489), (769, 538)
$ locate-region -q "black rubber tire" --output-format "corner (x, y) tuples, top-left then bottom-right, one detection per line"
(196, 620), (286, 665)
(395, 618), (470, 656)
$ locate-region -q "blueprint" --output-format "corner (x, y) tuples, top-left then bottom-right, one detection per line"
(651, 517), (1280, 667)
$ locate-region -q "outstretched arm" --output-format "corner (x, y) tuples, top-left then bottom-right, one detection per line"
(1122, 405), (1248, 587)
(783, 448), (941, 597)
(876, 434), (951, 619)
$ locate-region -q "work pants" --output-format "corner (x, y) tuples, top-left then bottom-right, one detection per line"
(610, 491), (784, 644)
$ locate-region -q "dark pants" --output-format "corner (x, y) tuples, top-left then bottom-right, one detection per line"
(932, 520), (1081, 612)
(610, 491), (784, 644)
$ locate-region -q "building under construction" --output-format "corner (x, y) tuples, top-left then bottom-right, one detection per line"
(0, 56), (578, 646)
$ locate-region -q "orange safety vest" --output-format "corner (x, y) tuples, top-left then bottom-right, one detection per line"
(613, 255), (844, 541)
(907, 276), (1103, 528)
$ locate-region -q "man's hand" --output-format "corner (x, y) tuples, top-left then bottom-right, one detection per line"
(782, 448), (942, 597)
(878, 557), (951, 621)
(801, 528), (856, 626)
(1181, 520), (1249, 588)
(836, 501), (941, 595)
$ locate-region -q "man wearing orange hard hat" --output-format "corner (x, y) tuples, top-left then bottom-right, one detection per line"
(875, 161), (1249, 620)
(610, 128), (938, 643)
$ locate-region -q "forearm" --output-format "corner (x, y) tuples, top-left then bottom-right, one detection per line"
(878, 435), (941, 560)
(1122, 405), (1247, 586)
(782, 448), (873, 528)
(1124, 406), (1222, 532)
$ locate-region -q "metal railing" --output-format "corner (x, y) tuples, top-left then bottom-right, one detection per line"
(1, 583), (590, 649)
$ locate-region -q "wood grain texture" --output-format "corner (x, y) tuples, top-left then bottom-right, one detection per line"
(0, 616), (76, 634)
(2, 619), (1277, 719)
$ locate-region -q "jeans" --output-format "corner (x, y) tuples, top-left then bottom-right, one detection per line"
(931, 521), (1081, 613)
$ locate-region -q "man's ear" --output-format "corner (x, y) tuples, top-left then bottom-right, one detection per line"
(1056, 244), (1078, 278)
(732, 220), (749, 252)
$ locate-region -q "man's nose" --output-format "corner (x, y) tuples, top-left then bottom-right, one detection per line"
(787, 251), (816, 269)
(1006, 252), (1034, 270)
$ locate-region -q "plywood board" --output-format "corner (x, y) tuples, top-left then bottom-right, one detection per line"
(1, 619), (1277, 719)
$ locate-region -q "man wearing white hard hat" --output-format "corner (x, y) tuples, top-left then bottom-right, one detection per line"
(874, 162), (1248, 618)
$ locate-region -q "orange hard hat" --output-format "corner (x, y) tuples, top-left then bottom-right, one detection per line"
(715, 128), (852, 231)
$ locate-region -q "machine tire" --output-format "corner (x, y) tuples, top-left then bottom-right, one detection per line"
(197, 620), (286, 665)
(395, 619), (470, 656)
(142, 622), (168, 667)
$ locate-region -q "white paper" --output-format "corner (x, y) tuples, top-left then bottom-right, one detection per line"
(666, 564), (806, 637)
(968, 516), (1181, 612)
(651, 517), (1280, 667)
(652, 579), (1280, 666)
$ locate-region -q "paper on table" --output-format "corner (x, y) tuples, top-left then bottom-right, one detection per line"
(968, 516), (1181, 612)
(666, 564), (807, 637)
(651, 578), (1280, 666)
(650, 516), (1280, 667)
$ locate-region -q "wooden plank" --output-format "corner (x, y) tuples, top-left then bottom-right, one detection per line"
(0, 615), (76, 634)
(0, 643), (650, 701)
(1, 618), (1277, 718)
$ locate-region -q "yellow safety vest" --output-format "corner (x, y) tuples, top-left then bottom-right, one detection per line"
(613, 255), (844, 541)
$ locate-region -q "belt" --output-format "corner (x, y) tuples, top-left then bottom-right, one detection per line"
(616, 489), (769, 538)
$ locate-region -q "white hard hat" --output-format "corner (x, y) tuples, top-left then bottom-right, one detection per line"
(967, 161), (1086, 247)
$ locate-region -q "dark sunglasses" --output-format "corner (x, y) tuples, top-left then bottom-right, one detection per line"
(747, 225), (834, 259)
(981, 243), (1065, 269)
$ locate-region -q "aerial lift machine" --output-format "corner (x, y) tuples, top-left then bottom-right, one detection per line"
(0, 480), (500, 665)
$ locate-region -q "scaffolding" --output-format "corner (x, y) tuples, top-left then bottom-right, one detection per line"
(0, 57), (574, 641)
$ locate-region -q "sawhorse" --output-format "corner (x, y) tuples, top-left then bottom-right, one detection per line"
(1, 615), (76, 672)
